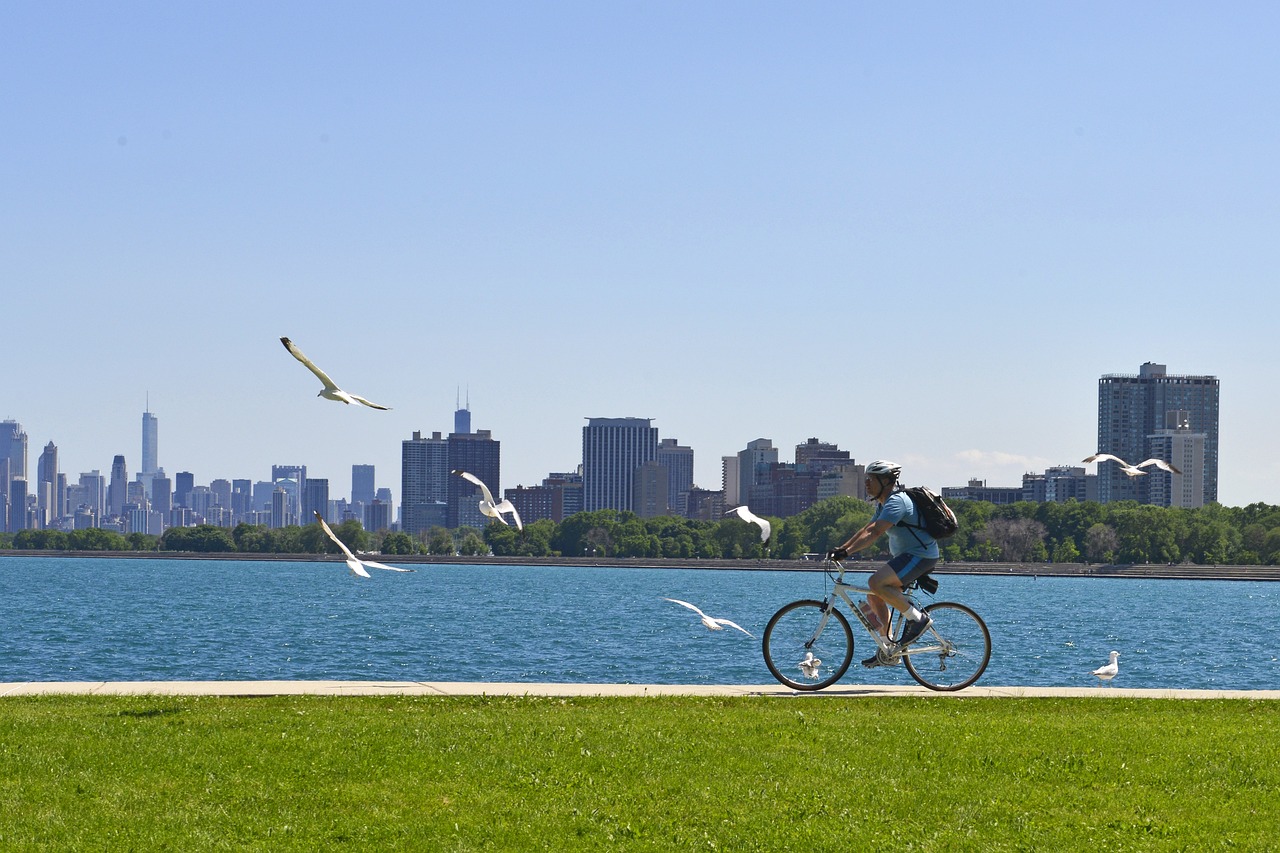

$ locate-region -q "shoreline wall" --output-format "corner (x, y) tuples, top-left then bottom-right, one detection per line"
(3, 550), (1278, 581)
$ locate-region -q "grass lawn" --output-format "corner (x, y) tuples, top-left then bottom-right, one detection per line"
(1, 695), (1277, 850)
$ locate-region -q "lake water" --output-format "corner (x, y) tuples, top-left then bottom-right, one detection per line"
(2, 557), (1277, 690)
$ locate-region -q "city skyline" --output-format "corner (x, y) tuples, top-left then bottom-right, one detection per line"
(0, 358), (1241, 527)
(5, 5), (1280, 508)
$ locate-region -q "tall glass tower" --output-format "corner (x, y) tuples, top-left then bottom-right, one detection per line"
(141, 405), (158, 480)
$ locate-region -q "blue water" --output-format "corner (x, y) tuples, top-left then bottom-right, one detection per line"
(2, 557), (1277, 690)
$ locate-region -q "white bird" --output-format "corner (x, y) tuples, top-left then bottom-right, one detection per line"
(1091, 650), (1120, 684)
(726, 505), (771, 546)
(314, 512), (413, 577)
(798, 651), (822, 679)
(452, 469), (522, 530)
(280, 337), (390, 410)
(662, 598), (754, 637)
(1082, 454), (1181, 477)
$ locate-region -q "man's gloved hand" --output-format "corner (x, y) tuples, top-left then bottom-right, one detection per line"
(827, 546), (849, 562)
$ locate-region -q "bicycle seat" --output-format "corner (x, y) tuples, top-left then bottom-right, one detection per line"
(910, 574), (939, 595)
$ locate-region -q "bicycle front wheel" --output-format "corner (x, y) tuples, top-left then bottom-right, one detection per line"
(902, 601), (991, 692)
(762, 599), (854, 691)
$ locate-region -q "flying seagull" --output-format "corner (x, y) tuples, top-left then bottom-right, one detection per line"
(798, 651), (823, 680)
(314, 511), (413, 577)
(451, 469), (523, 530)
(1082, 454), (1181, 477)
(662, 597), (754, 637)
(726, 505), (771, 546)
(1091, 650), (1120, 685)
(280, 337), (390, 410)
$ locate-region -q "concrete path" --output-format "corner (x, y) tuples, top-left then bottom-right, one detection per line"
(4, 681), (1278, 699)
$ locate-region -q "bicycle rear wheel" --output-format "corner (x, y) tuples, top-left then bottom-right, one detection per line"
(901, 601), (991, 692)
(762, 599), (854, 691)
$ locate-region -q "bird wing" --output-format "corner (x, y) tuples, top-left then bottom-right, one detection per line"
(495, 500), (523, 531)
(452, 469), (496, 504)
(712, 618), (754, 638)
(346, 393), (391, 411)
(360, 560), (414, 573)
(280, 337), (340, 392)
(344, 557), (372, 579)
(315, 511), (357, 561)
(1138, 459), (1181, 474)
(663, 597), (707, 618)
(727, 506), (771, 545)
(1082, 453), (1129, 466)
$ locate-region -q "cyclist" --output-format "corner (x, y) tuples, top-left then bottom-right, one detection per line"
(826, 460), (938, 668)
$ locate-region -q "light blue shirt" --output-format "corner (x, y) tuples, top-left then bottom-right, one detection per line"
(873, 490), (941, 559)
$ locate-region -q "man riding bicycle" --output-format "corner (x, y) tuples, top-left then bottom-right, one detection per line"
(827, 460), (938, 668)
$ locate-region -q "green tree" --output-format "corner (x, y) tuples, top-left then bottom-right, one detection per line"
(456, 529), (487, 556)
(1083, 523), (1119, 563)
(67, 527), (129, 551)
(426, 527), (455, 555)
(13, 529), (69, 549)
(232, 523), (271, 553)
(380, 531), (418, 555)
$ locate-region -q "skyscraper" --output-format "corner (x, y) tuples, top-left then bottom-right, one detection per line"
(174, 472), (194, 508)
(582, 417), (658, 512)
(141, 405), (158, 481)
(37, 442), (58, 528)
(351, 464), (375, 506)
(1, 419), (26, 483)
(108, 455), (128, 519)
(1096, 362), (1219, 505)
(302, 478), (330, 523)
(0, 421), (21, 532)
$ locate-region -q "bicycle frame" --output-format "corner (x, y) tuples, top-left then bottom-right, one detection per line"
(816, 561), (939, 663)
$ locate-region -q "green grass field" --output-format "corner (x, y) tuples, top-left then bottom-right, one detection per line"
(2, 695), (1277, 851)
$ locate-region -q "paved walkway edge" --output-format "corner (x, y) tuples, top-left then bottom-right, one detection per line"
(3, 681), (1278, 699)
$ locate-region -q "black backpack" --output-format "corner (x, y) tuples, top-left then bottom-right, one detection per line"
(899, 486), (959, 541)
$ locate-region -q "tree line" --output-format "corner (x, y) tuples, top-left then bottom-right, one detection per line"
(4, 498), (1280, 565)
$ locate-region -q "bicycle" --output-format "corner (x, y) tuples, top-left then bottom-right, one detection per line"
(762, 559), (991, 692)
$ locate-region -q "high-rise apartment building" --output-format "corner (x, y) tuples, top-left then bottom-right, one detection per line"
(401, 430), (450, 535)
(448, 429), (500, 528)
(1096, 362), (1219, 505)
(582, 418), (658, 512)
(656, 438), (693, 518)
(736, 439), (777, 506)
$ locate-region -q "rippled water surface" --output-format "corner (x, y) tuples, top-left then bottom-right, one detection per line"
(3, 557), (1277, 689)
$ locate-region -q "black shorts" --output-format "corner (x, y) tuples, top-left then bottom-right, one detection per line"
(887, 553), (938, 586)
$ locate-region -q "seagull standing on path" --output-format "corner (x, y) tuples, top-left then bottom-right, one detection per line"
(1091, 650), (1121, 685)
(662, 598), (754, 637)
(798, 651), (823, 679)
(726, 505), (771, 547)
(451, 469), (523, 530)
(1082, 454), (1181, 477)
(315, 512), (414, 577)
(280, 337), (391, 410)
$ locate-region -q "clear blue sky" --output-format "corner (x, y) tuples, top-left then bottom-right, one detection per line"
(4, 2), (1278, 507)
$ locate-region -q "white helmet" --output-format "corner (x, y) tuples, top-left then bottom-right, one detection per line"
(865, 460), (902, 478)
